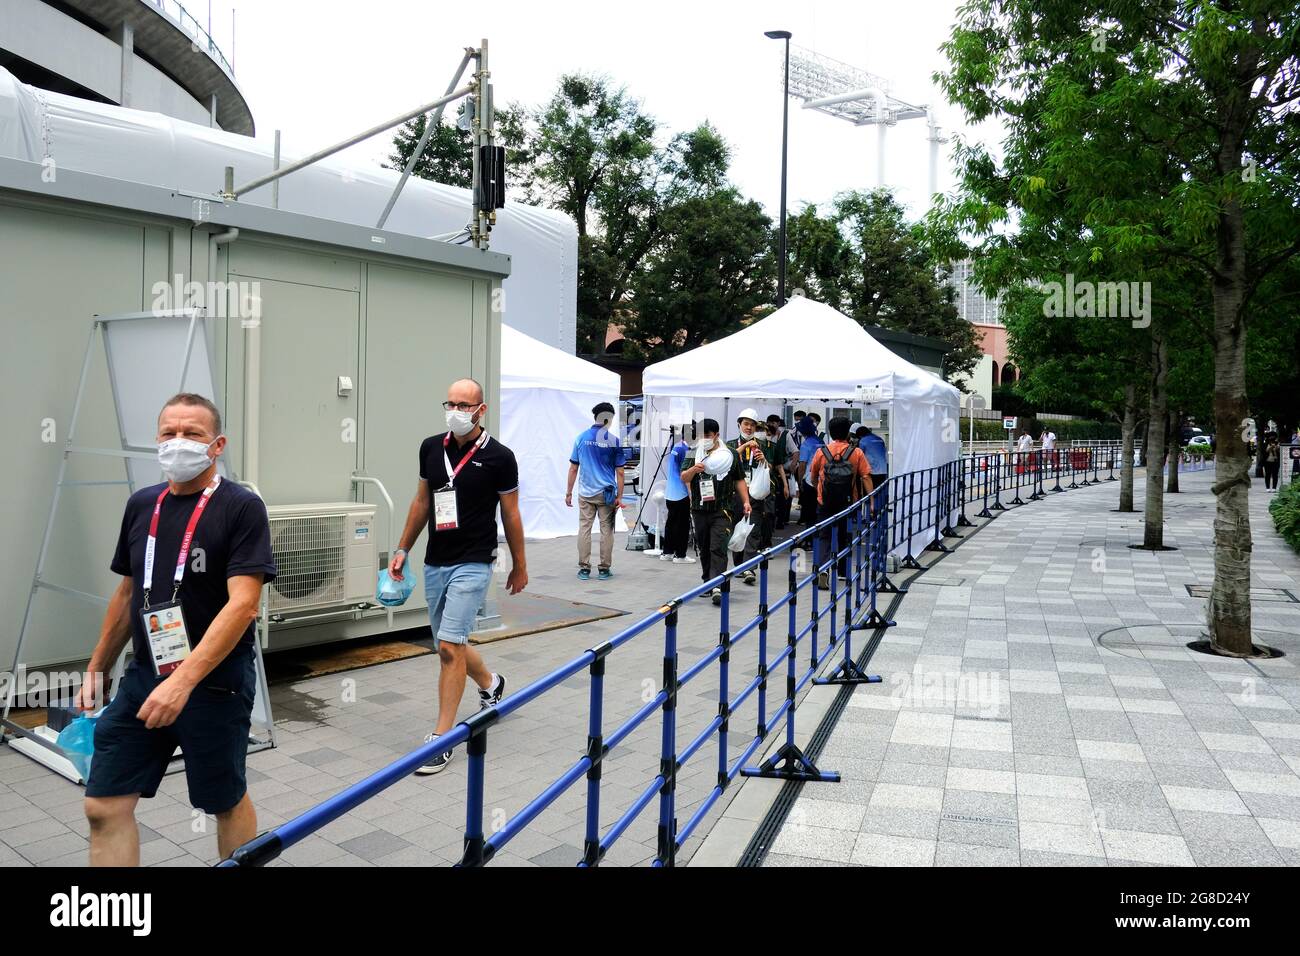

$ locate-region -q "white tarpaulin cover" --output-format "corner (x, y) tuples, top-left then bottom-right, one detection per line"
(500, 325), (626, 539)
(640, 297), (962, 553)
(0, 68), (577, 352)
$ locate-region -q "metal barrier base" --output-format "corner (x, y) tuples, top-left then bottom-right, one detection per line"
(876, 575), (907, 594)
(924, 540), (952, 554)
(852, 608), (896, 631)
(741, 743), (840, 783)
(815, 656), (884, 686)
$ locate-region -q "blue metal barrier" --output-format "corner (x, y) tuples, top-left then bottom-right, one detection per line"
(219, 449), (1124, 869)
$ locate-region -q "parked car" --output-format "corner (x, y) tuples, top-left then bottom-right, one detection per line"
(1188, 435), (1213, 451)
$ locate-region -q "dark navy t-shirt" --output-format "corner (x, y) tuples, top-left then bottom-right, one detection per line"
(111, 480), (276, 691)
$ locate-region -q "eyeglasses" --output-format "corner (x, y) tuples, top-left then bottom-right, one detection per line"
(442, 401), (482, 412)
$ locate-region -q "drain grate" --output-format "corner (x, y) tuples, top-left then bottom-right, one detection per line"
(1185, 585), (1298, 603)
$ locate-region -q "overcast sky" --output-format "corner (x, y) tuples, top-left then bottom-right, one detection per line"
(205, 0), (1001, 222)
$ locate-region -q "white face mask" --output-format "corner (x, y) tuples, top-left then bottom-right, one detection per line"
(446, 405), (483, 437)
(740, 425), (755, 439)
(158, 437), (216, 483)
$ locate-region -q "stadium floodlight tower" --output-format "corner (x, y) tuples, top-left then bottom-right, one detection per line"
(786, 46), (948, 200)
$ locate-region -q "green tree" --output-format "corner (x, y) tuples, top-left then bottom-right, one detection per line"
(387, 103), (533, 195)
(939, 0), (1300, 655)
(622, 189), (775, 360)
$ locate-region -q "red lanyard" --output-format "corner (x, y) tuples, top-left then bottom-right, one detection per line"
(143, 476), (221, 608)
(442, 430), (489, 487)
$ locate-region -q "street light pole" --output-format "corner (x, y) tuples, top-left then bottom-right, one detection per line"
(766, 30), (792, 308)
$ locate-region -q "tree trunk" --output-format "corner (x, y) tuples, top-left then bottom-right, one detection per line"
(1208, 177), (1254, 655)
(1206, 98), (1258, 658)
(1167, 408), (1181, 493)
(1119, 383), (1137, 512)
(1143, 331), (1168, 549)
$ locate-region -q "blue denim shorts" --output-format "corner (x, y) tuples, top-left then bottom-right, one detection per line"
(423, 562), (493, 645)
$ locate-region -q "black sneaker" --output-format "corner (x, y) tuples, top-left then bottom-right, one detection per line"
(479, 673), (507, 710)
(711, 587), (723, 606)
(415, 734), (453, 775)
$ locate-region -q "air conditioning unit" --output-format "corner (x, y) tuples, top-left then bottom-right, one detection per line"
(265, 503), (378, 615)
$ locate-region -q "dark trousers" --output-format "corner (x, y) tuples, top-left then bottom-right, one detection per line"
(692, 509), (733, 583)
(819, 512), (851, 580)
(663, 496), (691, 558)
(1264, 462), (1280, 489)
(775, 484), (792, 528)
(798, 481), (818, 526)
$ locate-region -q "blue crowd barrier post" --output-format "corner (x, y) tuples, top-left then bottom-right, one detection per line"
(1052, 447), (1065, 493)
(757, 557), (769, 738)
(875, 480), (906, 594)
(943, 461), (962, 537)
(656, 604), (680, 867)
(976, 454), (994, 518)
(1107, 445), (1117, 480)
(717, 574), (732, 796)
(819, 501), (882, 685)
(1067, 447), (1080, 489)
(926, 467), (952, 554)
(1009, 451), (1026, 506)
(991, 451), (1007, 511)
(458, 711), (494, 866)
(1079, 446), (1093, 486)
(583, 643), (610, 866)
(1091, 447), (1101, 483)
(901, 470), (922, 569)
(1030, 450), (1045, 501)
(741, 541), (839, 783)
(957, 457), (975, 527)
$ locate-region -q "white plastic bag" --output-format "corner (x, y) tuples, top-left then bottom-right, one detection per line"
(728, 516), (755, 552)
(748, 463), (771, 500)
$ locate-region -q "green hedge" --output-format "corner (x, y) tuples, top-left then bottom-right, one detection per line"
(959, 416), (1122, 442)
(1269, 482), (1300, 554)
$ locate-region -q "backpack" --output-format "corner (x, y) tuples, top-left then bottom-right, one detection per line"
(819, 444), (857, 512)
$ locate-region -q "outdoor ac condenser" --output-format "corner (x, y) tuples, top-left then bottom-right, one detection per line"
(265, 503), (378, 615)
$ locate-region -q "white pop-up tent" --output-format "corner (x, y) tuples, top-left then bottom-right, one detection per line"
(500, 325), (627, 539)
(640, 297), (962, 549)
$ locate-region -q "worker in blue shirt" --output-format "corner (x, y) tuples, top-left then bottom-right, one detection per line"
(660, 426), (694, 563)
(566, 402), (628, 580)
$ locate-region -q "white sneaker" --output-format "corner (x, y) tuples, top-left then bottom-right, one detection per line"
(673, 556), (696, 564)
(660, 553), (674, 561)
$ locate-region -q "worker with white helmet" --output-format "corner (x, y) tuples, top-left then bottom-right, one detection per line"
(728, 408), (784, 586)
(680, 418), (751, 605)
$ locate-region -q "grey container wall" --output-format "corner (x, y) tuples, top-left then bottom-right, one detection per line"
(0, 158), (509, 669)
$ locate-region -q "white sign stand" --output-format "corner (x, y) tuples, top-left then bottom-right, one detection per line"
(0, 311), (276, 784)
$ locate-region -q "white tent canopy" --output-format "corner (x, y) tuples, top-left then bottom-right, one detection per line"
(499, 325), (626, 539)
(639, 297), (961, 551)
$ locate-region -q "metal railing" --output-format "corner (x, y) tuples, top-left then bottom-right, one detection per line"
(143, 0), (236, 77)
(219, 444), (1194, 868)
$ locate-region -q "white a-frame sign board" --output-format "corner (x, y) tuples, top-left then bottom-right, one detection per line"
(1, 311), (276, 784)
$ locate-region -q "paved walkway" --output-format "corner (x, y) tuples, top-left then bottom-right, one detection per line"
(696, 468), (1300, 867)
(4, 468), (1297, 867)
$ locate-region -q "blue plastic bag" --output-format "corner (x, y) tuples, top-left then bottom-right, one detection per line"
(376, 566), (416, 607)
(56, 712), (99, 781)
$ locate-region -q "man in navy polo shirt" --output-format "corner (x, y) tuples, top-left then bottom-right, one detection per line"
(79, 393), (276, 866)
(390, 378), (528, 775)
(565, 401), (628, 580)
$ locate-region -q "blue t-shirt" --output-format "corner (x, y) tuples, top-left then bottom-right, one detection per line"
(799, 434), (824, 486)
(664, 442), (689, 501)
(859, 433), (888, 474)
(570, 424), (628, 500)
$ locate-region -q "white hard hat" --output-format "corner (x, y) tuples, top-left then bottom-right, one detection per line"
(736, 407), (760, 425)
(704, 445), (735, 477)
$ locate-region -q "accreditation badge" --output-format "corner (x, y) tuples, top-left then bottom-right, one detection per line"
(434, 486), (459, 531)
(699, 478), (716, 503)
(141, 602), (192, 677)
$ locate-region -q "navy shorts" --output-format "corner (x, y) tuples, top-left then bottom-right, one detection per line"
(85, 659), (255, 815)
